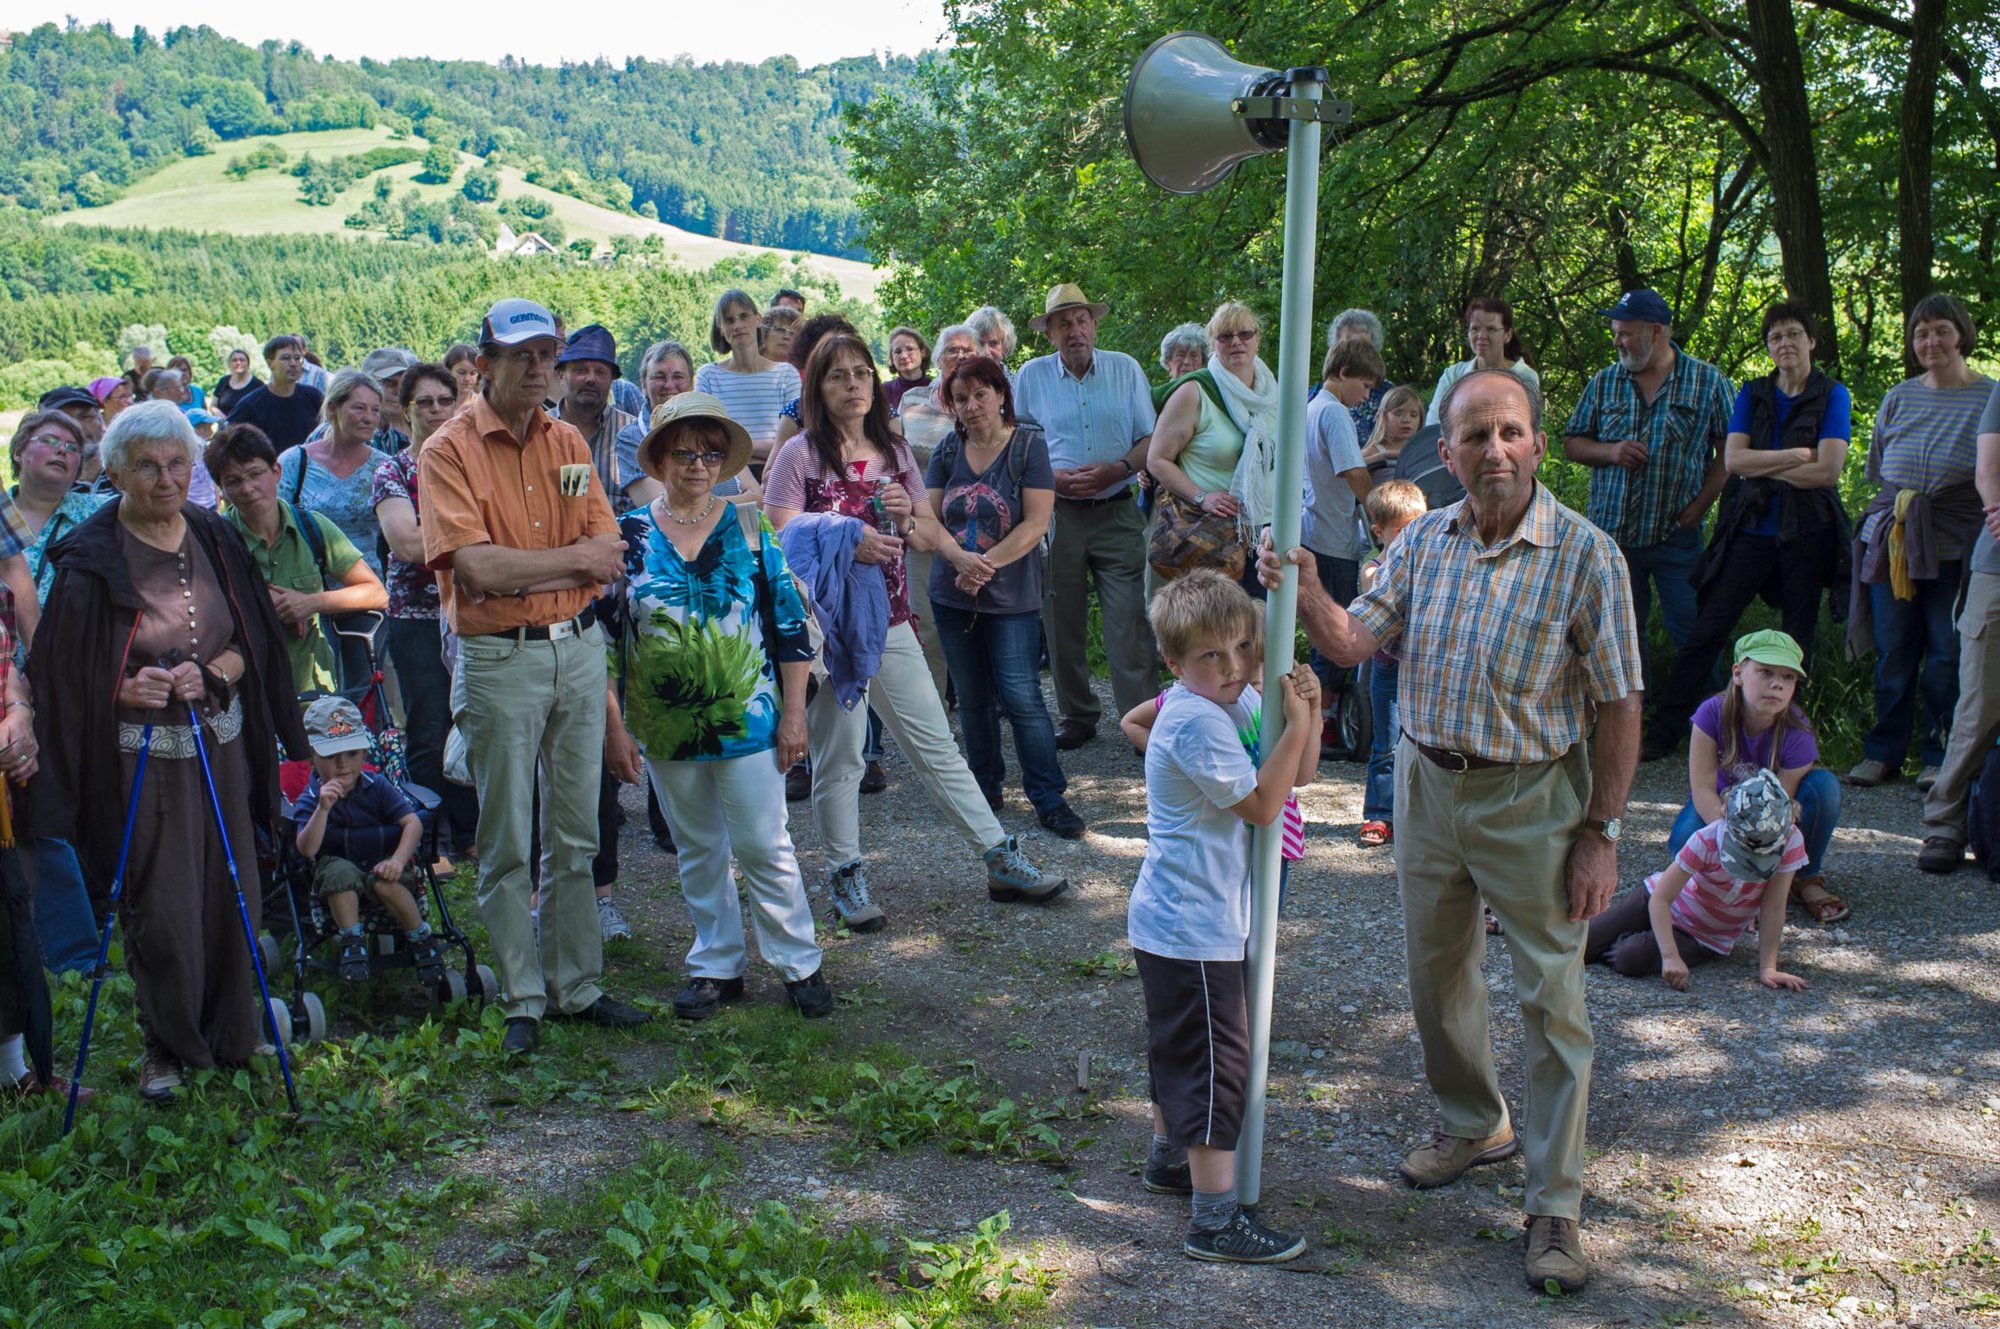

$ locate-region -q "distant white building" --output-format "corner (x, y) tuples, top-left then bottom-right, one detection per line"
(492, 223), (561, 258)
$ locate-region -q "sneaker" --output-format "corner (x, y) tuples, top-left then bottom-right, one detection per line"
(1183, 1208), (1306, 1264)
(1037, 803), (1087, 840)
(409, 934), (446, 986)
(672, 975), (745, 1021)
(785, 762), (812, 802)
(1845, 757), (1896, 787)
(337, 934), (370, 982)
(1523, 1215), (1588, 1293)
(1399, 1127), (1519, 1188)
(984, 836), (1068, 904)
(1916, 764), (1942, 792)
(138, 1048), (183, 1102)
(860, 760), (889, 794)
(555, 995), (652, 1026)
(1918, 835), (1965, 874)
(1142, 1159), (1192, 1195)
(828, 863), (887, 933)
(597, 895), (633, 942)
(785, 969), (836, 1019)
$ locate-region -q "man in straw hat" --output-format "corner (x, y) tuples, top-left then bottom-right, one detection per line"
(1013, 283), (1160, 750)
(419, 297), (653, 1057)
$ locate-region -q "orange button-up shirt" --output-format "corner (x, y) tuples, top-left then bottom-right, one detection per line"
(419, 392), (617, 636)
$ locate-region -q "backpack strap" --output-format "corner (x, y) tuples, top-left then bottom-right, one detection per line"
(286, 500), (330, 584)
(287, 448), (308, 506)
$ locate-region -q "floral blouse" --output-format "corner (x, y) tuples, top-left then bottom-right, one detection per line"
(604, 505), (813, 763)
(278, 445), (389, 575)
(369, 449), (441, 620)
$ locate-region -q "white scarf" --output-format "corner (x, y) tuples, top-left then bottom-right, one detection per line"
(1212, 352), (1282, 536)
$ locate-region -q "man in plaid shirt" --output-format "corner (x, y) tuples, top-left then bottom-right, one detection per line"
(1561, 288), (1733, 693)
(1264, 369), (1642, 1295)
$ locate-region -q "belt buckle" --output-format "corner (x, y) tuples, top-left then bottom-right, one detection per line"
(1444, 748), (1470, 774)
(547, 616), (578, 641)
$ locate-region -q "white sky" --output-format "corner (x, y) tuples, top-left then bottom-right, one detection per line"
(17, 1), (951, 66)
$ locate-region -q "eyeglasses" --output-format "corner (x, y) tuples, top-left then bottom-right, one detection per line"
(1214, 329), (1259, 344)
(27, 434), (81, 455)
(823, 369), (876, 387)
(129, 458), (192, 482)
(667, 449), (727, 467)
(410, 396), (455, 411)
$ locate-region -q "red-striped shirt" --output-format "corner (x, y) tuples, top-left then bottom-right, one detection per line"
(1646, 821), (1807, 954)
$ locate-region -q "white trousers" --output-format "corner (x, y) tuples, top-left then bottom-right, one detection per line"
(806, 620), (1004, 871)
(647, 751), (822, 983)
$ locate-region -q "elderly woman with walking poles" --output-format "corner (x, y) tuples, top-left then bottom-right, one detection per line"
(34, 401), (308, 1103)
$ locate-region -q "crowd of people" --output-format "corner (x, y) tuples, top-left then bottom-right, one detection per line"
(0, 277), (1995, 1297)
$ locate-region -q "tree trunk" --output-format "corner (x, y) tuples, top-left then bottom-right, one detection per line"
(1744, 0), (1841, 369)
(1898, 0), (1946, 373)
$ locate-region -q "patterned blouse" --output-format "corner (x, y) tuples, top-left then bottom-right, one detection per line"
(21, 489), (107, 603)
(278, 444), (390, 575)
(605, 505), (813, 763)
(762, 432), (927, 626)
(369, 449), (441, 620)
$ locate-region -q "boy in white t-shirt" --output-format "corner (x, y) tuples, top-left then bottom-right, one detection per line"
(1128, 570), (1320, 1264)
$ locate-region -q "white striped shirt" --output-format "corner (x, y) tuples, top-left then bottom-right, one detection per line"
(693, 361), (802, 449)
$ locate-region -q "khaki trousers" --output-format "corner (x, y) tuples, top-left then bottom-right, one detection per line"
(1394, 737), (1594, 1220)
(1923, 570), (2000, 845)
(1042, 496), (1158, 726)
(453, 625), (608, 1022)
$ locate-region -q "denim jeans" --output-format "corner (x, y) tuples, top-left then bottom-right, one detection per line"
(1668, 767), (1842, 876)
(1620, 523), (1702, 690)
(386, 615), (478, 853)
(1363, 659), (1400, 822)
(931, 602), (1068, 815)
(33, 838), (97, 974)
(1866, 563), (1962, 769)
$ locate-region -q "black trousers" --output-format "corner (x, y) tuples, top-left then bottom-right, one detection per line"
(1651, 529), (1835, 736)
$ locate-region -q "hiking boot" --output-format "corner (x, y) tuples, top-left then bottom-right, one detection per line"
(597, 895), (633, 941)
(409, 934), (446, 986)
(337, 934), (370, 982)
(138, 1048), (183, 1103)
(1183, 1208), (1306, 1264)
(1142, 1159), (1192, 1195)
(672, 975), (745, 1021)
(828, 862), (887, 933)
(860, 760), (889, 794)
(501, 1017), (538, 1056)
(557, 996), (652, 1026)
(1399, 1127), (1519, 1189)
(984, 836), (1068, 904)
(785, 969), (836, 1019)
(785, 762), (812, 802)
(1844, 757), (1896, 787)
(1523, 1215), (1588, 1293)
(1918, 835), (1965, 874)
(1037, 802), (1087, 840)
(1054, 720), (1095, 751)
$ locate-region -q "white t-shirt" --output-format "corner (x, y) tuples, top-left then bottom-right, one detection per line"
(1128, 683), (1262, 963)
(692, 360), (802, 449)
(1425, 359), (1542, 425)
(1301, 391), (1367, 560)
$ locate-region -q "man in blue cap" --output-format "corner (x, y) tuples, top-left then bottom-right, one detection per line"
(553, 324), (643, 518)
(1561, 288), (1734, 707)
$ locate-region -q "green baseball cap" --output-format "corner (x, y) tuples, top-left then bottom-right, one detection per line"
(1734, 628), (1806, 678)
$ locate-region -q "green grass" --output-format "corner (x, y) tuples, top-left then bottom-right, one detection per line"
(48, 126), (880, 301)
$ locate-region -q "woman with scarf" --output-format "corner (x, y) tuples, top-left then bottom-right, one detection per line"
(33, 402), (307, 1101)
(1145, 302), (1280, 591)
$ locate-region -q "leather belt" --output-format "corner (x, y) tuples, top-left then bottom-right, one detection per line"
(473, 606), (597, 642)
(1407, 732), (1512, 772)
(1057, 487), (1135, 507)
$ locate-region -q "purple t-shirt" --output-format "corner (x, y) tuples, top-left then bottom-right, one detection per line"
(1692, 693), (1818, 793)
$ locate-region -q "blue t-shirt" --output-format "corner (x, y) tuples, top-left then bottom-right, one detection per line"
(291, 770), (416, 867)
(1726, 381), (1853, 537)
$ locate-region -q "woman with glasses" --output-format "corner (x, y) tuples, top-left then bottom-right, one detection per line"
(33, 401), (309, 1102)
(600, 392), (832, 1021)
(11, 411), (105, 604)
(1422, 297), (1539, 426)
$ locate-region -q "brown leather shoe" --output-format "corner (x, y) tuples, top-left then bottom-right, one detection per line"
(1523, 1214), (1588, 1293)
(1917, 835), (1965, 875)
(1399, 1127), (1519, 1188)
(1054, 720), (1096, 751)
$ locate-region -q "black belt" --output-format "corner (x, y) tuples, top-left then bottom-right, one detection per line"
(472, 606), (597, 641)
(1058, 487), (1135, 507)
(1406, 732), (1513, 772)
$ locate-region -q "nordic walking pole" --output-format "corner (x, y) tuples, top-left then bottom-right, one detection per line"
(63, 725), (153, 1136)
(171, 654), (300, 1115)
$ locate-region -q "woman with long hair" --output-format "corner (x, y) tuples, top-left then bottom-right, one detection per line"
(1424, 297), (1539, 425)
(693, 288), (801, 495)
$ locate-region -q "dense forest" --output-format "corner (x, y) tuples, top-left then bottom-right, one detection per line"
(0, 21), (915, 256)
(842, 0), (2000, 421)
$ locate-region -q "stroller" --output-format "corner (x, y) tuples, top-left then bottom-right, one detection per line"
(255, 613), (496, 1046)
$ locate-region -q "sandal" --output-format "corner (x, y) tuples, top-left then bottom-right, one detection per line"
(1789, 874), (1850, 924)
(1358, 820), (1392, 848)
(338, 935), (370, 982)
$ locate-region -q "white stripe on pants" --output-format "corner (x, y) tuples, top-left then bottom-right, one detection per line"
(648, 751), (822, 983)
(807, 620), (1004, 871)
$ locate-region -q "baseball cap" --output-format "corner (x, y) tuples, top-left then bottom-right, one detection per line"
(1596, 288), (1674, 325)
(556, 324), (620, 375)
(361, 347), (419, 380)
(479, 298), (560, 348)
(1734, 628), (1806, 678)
(303, 695), (372, 757)
(38, 386), (100, 413)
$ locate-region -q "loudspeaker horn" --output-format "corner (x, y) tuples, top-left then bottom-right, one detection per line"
(1123, 31), (1290, 195)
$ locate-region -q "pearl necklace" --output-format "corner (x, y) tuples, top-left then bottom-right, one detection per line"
(658, 494), (717, 527)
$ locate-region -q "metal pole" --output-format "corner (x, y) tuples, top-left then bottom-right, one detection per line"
(1237, 67), (1323, 1211)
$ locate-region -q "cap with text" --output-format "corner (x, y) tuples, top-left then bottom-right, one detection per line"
(479, 298), (561, 348)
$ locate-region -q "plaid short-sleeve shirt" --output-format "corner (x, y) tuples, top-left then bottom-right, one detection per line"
(1348, 484), (1643, 763)
(1566, 352), (1734, 548)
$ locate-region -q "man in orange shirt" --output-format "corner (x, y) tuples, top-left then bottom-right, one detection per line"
(421, 297), (652, 1055)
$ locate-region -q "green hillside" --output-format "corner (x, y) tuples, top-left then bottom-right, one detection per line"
(48, 127), (880, 300)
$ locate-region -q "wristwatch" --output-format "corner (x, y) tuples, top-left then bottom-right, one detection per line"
(1584, 816), (1623, 842)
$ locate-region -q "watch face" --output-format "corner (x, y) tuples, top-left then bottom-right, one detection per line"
(1600, 817), (1623, 841)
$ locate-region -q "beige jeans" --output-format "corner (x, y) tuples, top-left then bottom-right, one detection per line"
(1394, 737), (1594, 1220)
(1923, 570), (2000, 845)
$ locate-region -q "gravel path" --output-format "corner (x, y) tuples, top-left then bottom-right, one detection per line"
(593, 678), (2000, 1327)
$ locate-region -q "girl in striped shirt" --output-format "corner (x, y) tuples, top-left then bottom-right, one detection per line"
(1585, 770), (1811, 992)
